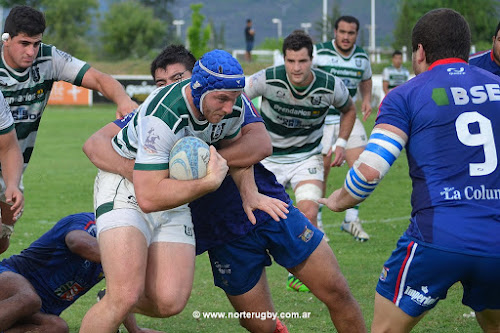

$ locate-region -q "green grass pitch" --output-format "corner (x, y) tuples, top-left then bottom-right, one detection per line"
(0, 105), (481, 332)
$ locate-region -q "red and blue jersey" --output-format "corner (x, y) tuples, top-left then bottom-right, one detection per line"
(0, 212), (103, 315)
(376, 59), (500, 256)
(469, 50), (500, 77)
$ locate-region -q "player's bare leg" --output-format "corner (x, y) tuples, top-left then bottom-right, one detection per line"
(226, 269), (282, 333)
(134, 242), (195, 317)
(0, 201), (17, 254)
(475, 309), (500, 332)
(371, 292), (424, 333)
(80, 227), (148, 333)
(289, 240), (366, 332)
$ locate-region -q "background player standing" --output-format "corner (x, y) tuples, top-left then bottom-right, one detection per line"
(382, 50), (410, 95)
(313, 15), (372, 242)
(0, 5), (138, 253)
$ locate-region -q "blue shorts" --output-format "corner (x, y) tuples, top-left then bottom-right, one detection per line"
(376, 234), (500, 317)
(208, 205), (324, 296)
(0, 263), (16, 275)
(246, 41), (254, 52)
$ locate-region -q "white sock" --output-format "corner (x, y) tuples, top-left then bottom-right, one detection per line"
(345, 207), (359, 222)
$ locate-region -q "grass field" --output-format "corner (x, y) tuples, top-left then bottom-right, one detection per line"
(0, 105), (482, 332)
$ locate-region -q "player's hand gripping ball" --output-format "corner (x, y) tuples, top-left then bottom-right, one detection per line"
(169, 137), (210, 180)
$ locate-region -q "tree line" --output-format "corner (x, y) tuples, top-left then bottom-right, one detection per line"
(1, 0), (498, 61)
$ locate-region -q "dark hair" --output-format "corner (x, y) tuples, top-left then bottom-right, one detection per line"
(411, 8), (470, 64)
(4, 5), (45, 37)
(150, 44), (196, 78)
(247, 19), (252, 24)
(282, 30), (313, 59)
(495, 21), (500, 37)
(392, 50), (402, 57)
(334, 16), (360, 31)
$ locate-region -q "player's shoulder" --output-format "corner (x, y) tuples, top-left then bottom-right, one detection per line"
(352, 45), (369, 59)
(265, 65), (287, 80)
(315, 40), (334, 52)
(469, 50), (490, 63)
(311, 68), (337, 90)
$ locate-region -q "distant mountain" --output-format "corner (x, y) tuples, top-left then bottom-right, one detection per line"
(102, 0), (401, 51)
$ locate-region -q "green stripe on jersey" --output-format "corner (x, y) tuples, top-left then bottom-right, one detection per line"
(273, 139), (322, 155)
(134, 163), (169, 171)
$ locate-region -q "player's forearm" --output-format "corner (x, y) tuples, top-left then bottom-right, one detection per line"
(133, 171), (222, 213)
(83, 124), (134, 181)
(338, 100), (356, 140)
(0, 131), (23, 189)
(360, 79), (373, 104)
(229, 165), (257, 201)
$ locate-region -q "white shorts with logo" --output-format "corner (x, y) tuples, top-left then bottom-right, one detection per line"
(261, 154), (324, 190)
(321, 117), (368, 155)
(94, 170), (195, 246)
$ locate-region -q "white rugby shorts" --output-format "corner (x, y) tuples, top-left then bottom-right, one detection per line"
(321, 117), (368, 155)
(94, 170), (195, 246)
(261, 154), (324, 190)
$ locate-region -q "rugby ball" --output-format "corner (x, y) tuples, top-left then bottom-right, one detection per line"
(169, 136), (210, 180)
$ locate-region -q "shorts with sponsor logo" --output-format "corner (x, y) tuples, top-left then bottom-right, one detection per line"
(376, 233), (500, 317)
(208, 205), (324, 295)
(320, 117), (368, 155)
(94, 170), (195, 246)
(261, 154), (323, 190)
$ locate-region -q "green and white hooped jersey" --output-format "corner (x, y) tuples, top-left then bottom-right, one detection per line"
(0, 44), (89, 170)
(113, 80), (244, 171)
(244, 65), (349, 164)
(313, 41), (372, 124)
(382, 65), (409, 89)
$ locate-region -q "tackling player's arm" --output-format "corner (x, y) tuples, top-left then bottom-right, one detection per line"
(65, 230), (100, 263)
(0, 129), (24, 219)
(359, 78), (373, 121)
(319, 123), (407, 211)
(219, 133), (288, 224)
(83, 123), (134, 181)
(80, 67), (138, 118)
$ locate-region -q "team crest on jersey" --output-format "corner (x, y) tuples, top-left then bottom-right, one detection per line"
(276, 91), (286, 99)
(308, 167), (317, 174)
(379, 266), (389, 281)
(144, 127), (160, 153)
(210, 123), (226, 141)
(355, 59), (362, 67)
(311, 96), (322, 105)
(298, 226), (314, 242)
(31, 66), (40, 82)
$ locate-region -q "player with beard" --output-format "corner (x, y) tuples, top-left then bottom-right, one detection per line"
(313, 16), (372, 242)
(469, 21), (500, 76)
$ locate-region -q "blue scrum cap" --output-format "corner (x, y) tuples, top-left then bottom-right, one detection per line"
(190, 49), (245, 114)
